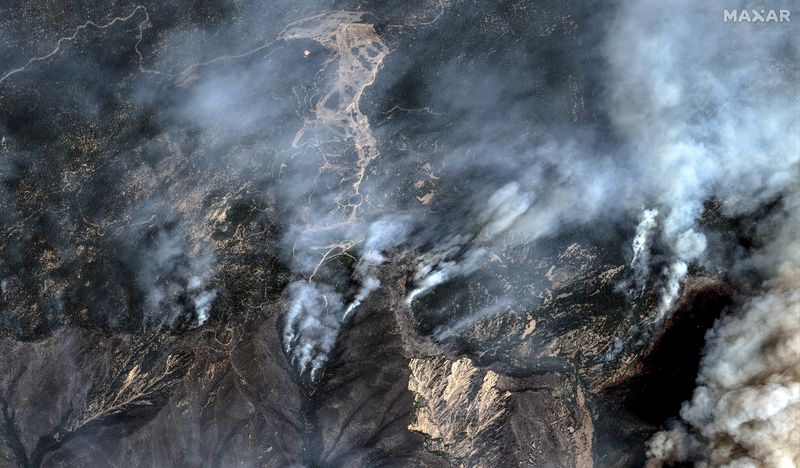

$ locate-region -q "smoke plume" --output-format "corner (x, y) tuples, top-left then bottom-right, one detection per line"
(1, 2), (796, 462)
(605, 0), (800, 464)
(647, 255), (800, 466)
(137, 227), (217, 329)
(283, 281), (343, 380)
(630, 208), (659, 295)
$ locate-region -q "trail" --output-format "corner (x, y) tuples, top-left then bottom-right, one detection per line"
(0, 5), (154, 84)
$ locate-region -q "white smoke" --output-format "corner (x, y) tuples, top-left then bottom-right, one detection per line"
(435, 299), (513, 341)
(605, 0), (800, 462)
(139, 229), (217, 329)
(630, 208), (659, 295)
(405, 182), (532, 306)
(343, 276), (381, 319)
(628, 214), (705, 325)
(285, 217), (413, 371)
(647, 268), (800, 467)
(283, 281), (343, 380)
(608, 0), (798, 325)
(653, 260), (688, 324)
(478, 182), (534, 239)
(343, 216), (413, 319)
(406, 246), (487, 306)
(278, 185), (413, 378)
(193, 291), (217, 325)
(648, 189), (800, 466)
(656, 230), (706, 320)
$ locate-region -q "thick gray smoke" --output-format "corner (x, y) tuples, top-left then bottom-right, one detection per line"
(606, 0), (798, 218)
(647, 210), (800, 466)
(0, 0), (797, 462)
(386, 0), (798, 384)
(603, 0), (798, 328)
(647, 289), (800, 467)
(392, 0), (798, 459)
(601, 0), (800, 465)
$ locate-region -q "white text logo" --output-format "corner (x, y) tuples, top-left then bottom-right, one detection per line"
(723, 9), (791, 22)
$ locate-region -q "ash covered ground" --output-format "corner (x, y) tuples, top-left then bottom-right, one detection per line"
(0, 0), (797, 467)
